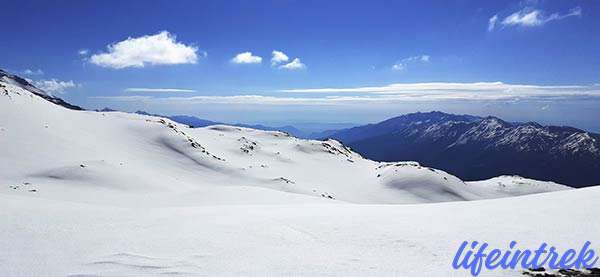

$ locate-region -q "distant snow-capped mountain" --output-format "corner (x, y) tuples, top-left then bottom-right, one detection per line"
(326, 111), (600, 187)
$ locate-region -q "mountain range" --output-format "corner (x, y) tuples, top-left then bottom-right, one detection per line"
(326, 111), (600, 187)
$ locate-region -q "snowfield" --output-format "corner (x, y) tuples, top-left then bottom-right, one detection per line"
(2, 188), (600, 277)
(1, 73), (598, 276)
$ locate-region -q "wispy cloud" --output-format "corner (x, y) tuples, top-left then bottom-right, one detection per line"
(22, 69), (44, 76)
(231, 52), (262, 64)
(91, 95), (334, 105)
(78, 49), (89, 56)
(391, 55), (430, 71)
(34, 79), (79, 94)
(547, 6), (582, 21)
(488, 15), (498, 31)
(490, 6), (581, 30)
(93, 94), (437, 105)
(124, 88), (197, 93)
(91, 82), (600, 106)
(90, 31), (199, 69)
(279, 81), (589, 93)
(279, 82), (600, 102)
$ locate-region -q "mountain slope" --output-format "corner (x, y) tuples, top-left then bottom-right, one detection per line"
(2, 70), (597, 277)
(0, 69), (83, 110)
(327, 111), (600, 187)
(0, 71), (569, 206)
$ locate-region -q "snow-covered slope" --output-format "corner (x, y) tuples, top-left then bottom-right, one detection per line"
(1, 183), (599, 277)
(0, 75), (569, 206)
(1, 71), (598, 277)
(0, 69), (83, 110)
(466, 175), (571, 197)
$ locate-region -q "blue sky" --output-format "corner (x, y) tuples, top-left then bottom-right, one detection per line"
(2, 0), (600, 130)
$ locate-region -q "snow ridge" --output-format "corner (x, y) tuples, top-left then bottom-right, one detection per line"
(0, 69), (83, 110)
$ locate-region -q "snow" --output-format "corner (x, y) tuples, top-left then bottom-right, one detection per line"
(1, 69), (49, 97)
(560, 132), (599, 155)
(1, 187), (599, 276)
(1, 76), (597, 276)
(466, 175), (571, 197)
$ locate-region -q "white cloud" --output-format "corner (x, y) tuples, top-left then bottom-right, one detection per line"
(78, 49), (89, 56)
(34, 79), (78, 94)
(502, 9), (544, 26)
(90, 31), (199, 69)
(23, 69), (44, 76)
(91, 95), (153, 102)
(280, 81), (586, 93)
(91, 95), (331, 105)
(392, 55), (430, 71)
(500, 6), (581, 28)
(231, 52), (262, 64)
(279, 58), (306, 70)
(391, 63), (406, 71)
(124, 88), (196, 93)
(271, 50), (289, 66)
(269, 51), (304, 70)
(279, 82), (600, 101)
(488, 15), (498, 31)
(91, 82), (600, 107)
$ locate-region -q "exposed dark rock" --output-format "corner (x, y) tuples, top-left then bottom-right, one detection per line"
(523, 267), (600, 276)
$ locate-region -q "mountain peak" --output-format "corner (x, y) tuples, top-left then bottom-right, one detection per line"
(479, 116), (511, 128)
(0, 69), (83, 110)
(384, 111), (480, 125)
(0, 69), (42, 94)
